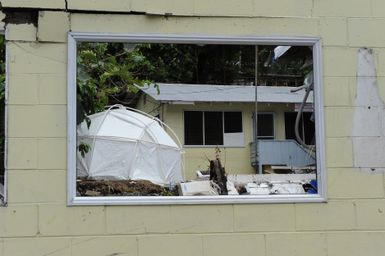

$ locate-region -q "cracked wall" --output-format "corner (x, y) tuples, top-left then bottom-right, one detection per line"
(2, 2), (385, 256)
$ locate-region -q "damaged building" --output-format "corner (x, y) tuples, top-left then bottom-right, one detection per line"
(0, 0), (385, 255)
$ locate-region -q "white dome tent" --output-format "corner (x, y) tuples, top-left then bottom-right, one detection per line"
(76, 105), (184, 186)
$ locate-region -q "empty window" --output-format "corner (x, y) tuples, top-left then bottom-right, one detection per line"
(224, 112), (243, 133)
(184, 111), (242, 146)
(285, 112), (315, 145)
(67, 33), (325, 204)
(254, 113), (274, 139)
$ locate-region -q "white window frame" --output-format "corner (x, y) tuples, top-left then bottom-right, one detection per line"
(67, 33), (326, 205)
(183, 110), (244, 147)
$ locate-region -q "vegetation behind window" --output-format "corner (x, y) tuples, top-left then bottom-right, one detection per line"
(74, 40), (319, 200)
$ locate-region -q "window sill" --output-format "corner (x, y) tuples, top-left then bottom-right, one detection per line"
(68, 194), (327, 206)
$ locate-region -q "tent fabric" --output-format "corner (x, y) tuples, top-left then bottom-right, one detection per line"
(77, 105), (184, 185)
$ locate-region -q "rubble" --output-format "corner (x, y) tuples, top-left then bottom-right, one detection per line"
(77, 179), (178, 196)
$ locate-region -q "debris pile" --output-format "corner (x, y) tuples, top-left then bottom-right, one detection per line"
(77, 179), (178, 196)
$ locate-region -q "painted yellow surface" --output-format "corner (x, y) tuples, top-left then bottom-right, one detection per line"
(1, 0), (65, 9)
(164, 102), (292, 178)
(5, 24), (37, 42)
(37, 11), (70, 43)
(1, 3), (385, 255)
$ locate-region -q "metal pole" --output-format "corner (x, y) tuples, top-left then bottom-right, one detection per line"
(254, 45), (260, 174)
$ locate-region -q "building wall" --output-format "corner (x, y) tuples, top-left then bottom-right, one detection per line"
(1, 1), (385, 255)
(164, 102), (292, 178)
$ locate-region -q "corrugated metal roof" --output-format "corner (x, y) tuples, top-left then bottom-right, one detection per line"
(140, 83), (313, 104)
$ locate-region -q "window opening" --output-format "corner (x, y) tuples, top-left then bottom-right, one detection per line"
(68, 34), (325, 204)
(253, 113), (275, 140)
(184, 111), (243, 146)
(224, 112), (242, 133)
(285, 112), (315, 145)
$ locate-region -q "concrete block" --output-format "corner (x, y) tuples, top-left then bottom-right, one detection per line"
(170, 205), (233, 233)
(377, 77), (385, 103)
(253, 0), (312, 17)
(38, 11), (70, 43)
(0, 204), (38, 237)
(3, 237), (71, 256)
(266, 232), (327, 256)
(38, 204), (106, 236)
(132, 0), (195, 15)
(7, 42), (66, 75)
(352, 137), (385, 168)
(194, 0), (254, 16)
(7, 74), (39, 105)
(7, 170), (66, 203)
(295, 201), (355, 231)
(352, 107), (384, 137)
(325, 107), (353, 137)
(1, 0), (66, 9)
(70, 14), (319, 37)
(327, 232), (385, 256)
(7, 138), (38, 170)
(0, 12), (5, 29)
(9, 74), (67, 105)
(138, 235), (203, 256)
(38, 75), (67, 104)
(348, 18), (385, 47)
(68, 0), (132, 12)
(313, 0), (371, 17)
(375, 49), (385, 77)
(319, 18), (348, 46)
(323, 77), (353, 107)
(8, 105), (66, 138)
(202, 234), (265, 256)
(71, 236), (137, 256)
(323, 47), (356, 77)
(5, 24), (36, 42)
(38, 138), (66, 169)
(326, 137), (353, 168)
(106, 206), (171, 234)
(234, 204), (295, 232)
(372, 0), (385, 17)
(328, 168), (385, 199)
(356, 200), (385, 230)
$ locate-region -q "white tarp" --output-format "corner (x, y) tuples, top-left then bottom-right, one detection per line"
(77, 105), (184, 185)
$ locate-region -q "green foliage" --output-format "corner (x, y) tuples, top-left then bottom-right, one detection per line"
(76, 42), (156, 125)
(139, 44), (255, 85)
(257, 46), (313, 86)
(78, 142), (91, 158)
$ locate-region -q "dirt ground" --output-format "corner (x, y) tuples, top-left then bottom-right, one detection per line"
(77, 179), (179, 196)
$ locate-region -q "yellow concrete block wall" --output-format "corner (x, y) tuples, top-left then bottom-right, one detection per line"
(0, 1), (384, 254)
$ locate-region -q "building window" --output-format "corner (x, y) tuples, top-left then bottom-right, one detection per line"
(285, 112), (315, 145)
(184, 111), (243, 146)
(67, 33), (325, 205)
(252, 112), (275, 140)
